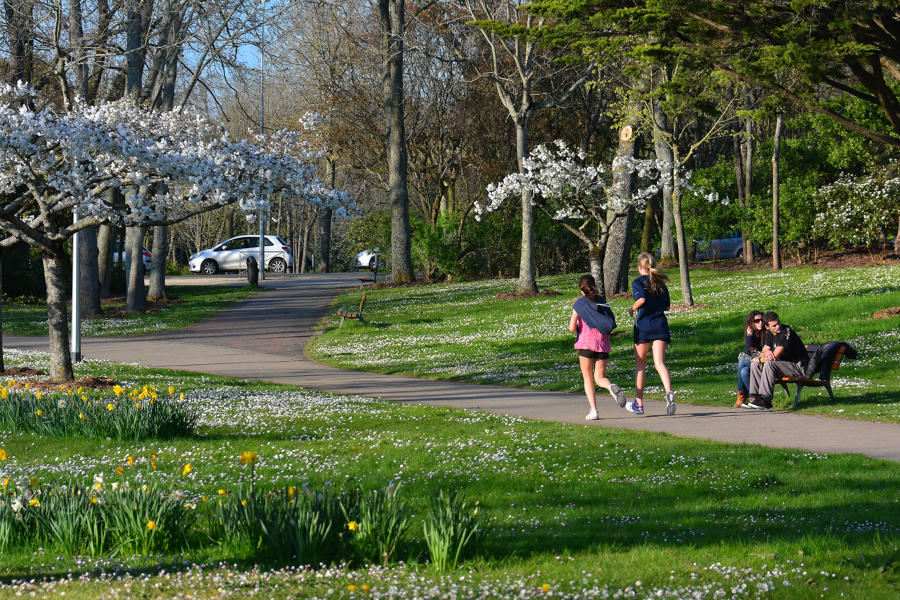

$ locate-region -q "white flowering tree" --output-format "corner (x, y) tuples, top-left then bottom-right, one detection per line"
(0, 84), (331, 381)
(814, 163), (900, 253)
(481, 141), (671, 294)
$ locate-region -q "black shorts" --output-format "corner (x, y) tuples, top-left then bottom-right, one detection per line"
(578, 349), (609, 360)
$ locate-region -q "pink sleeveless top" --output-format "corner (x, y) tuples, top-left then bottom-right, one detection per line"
(574, 319), (611, 352)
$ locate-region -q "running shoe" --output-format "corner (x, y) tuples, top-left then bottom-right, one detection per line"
(625, 401), (644, 415)
(665, 391), (676, 416)
(610, 384), (627, 408)
(585, 409), (599, 420)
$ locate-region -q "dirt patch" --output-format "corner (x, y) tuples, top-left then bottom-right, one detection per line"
(1, 366), (46, 377)
(873, 307), (900, 320)
(698, 246), (900, 272)
(669, 303), (709, 313)
(495, 289), (562, 300)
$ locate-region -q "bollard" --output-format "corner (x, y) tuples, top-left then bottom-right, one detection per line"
(246, 256), (259, 287)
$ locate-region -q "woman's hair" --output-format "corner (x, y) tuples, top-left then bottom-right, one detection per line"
(744, 310), (764, 338)
(578, 274), (600, 301)
(637, 252), (668, 295)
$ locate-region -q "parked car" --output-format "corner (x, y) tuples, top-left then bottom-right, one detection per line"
(112, 246), (152, 272)
(695, 234), (746, 261)
(189, 235), (293, 275)
(355, 248), (382, 270)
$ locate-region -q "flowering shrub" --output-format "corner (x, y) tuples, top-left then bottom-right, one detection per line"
(0, 384), (197, 440)
(815, 162), (900, 248)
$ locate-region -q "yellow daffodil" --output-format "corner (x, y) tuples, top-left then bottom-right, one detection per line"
(29, 498), (40, 507)
(79, 413), (85, 420)
(147, 520), (156, 530)
(347, 521), (358, 532)
(151, 461), (157, 470)
(1, 388), (7, 399)
(115, 466), (124, 476)
(77, 387), (83, 393)
(35, 391), (42, 399)
(113, 385), (124, 397)
(0, 449), (8, 461)
(168, 386), (175, 395)
(288, 486), (295, 496)
(218, 489), (226, 495)
(24, 383), (30, 388)
(362, 585), (370, 591)
(541, 584), (550, 593)
(35, 409), (42, 416)
(150, 452), (158, 459)
(90, 497), (98, 504)
(106, 403), (114, 411)
(2, 477), (9, 487)
(179, 393), (185, 401)
(241, 499), (247, 506)
(81, 395), (87, 401)
(182, 463), (193, 476)
(135, 402), (141, 409)
(347, 585), (356, 592)
(126, 455), (135, 466)
(239, 451), (258, 465)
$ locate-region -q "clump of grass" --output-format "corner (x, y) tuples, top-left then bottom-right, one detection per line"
(0, 384), (197, 440)
(342, 481), (412, 567)
(422, 488), (485, 572)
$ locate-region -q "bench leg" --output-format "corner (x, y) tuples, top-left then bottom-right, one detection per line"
(793, 384), (804, 410)
(779, 382), (791, 398)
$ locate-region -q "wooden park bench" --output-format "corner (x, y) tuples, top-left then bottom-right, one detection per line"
(777, 341), (857, 409)
(337, 294), (366, 328)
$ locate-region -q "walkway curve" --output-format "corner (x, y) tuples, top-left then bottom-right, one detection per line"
(6, 273), (900, 462)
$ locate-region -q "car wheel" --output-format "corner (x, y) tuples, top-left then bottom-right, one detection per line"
(200, 259), (218, 275)
(736, 247), (744, 258)
(269, 257), (287, 273)
(368, 257), (378, 270)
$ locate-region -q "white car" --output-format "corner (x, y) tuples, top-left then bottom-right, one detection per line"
(189, 235), (293, 275)
(113, 246), (152, 272)
(355, 248), (382, 270)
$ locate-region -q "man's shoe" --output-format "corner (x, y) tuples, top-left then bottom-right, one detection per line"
(610, 384), (627, 408)
(747, 397), (773, 410)
(735, 390), (747, 408)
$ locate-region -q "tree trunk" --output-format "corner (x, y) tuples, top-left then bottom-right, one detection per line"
(515, 116), (538, 294)
(97, 224), (114, 297)
(314, 207), (332, 273)
(604, 101), (640, 297)
(653, 98), (676, 263)
(671, 157), (694, 307)
(380, 0), (414, 283)
(125, 225), (146, 313)
(741, 106), (755, 264)
(640, 192), (658, 253)
(300, 221), (312, 274)
(69, 0), (89, 99)
(0, 252), (4, 372)
(148, 224), (168, 300)
(3, 0), (34, 85)
(78, 225), (102, 316)
(772, 112), (783, 271)
(588, 244), (604, 297)
(895, 216), (900, 253)
(42, 246), (75, 382)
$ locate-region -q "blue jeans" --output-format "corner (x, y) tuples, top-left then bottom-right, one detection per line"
(737, 357), (751, 393)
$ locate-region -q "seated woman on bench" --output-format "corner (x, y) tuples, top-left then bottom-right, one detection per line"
(747, 311), (809, 410)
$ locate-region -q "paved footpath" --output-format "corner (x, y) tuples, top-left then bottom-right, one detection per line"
(6, 273), (900, 462)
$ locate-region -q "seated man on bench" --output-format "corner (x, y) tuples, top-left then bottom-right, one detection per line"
(747, 311), (809, 410)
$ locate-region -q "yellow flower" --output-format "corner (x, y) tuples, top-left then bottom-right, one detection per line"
(218, 489), (226, 495)
(347, 585), (356, 592)
(347, 521), (358, 532)
(89, 497), (98, 504)
(151, 461), (157, 470)
(0, 449), (8, 461)
(115, 466), (124, 476)
(288, 486), (295, 497)
(361, 584), (370, 591)
(239, 451), (258, 465)
(168, 386), (175, 395)
(2, 477), (9, 487)
(541, 584), (550, 593)
(146, 520), (156, 530)
(24, 383), (30, 388)
(29, 498), (40, 507)
(179, 393), (185, 401)
(126, 455), (135, 466)
(35, 409), (42, 416)
(60, 385), (67, 390)
(150, 452), (159, 460)
(35, 391), (42, 399)
(182, 463), (193, 476)
(1, 388), (7, 399)
(113, 385), (124, 397)
(135, 402), (141, 409)
(241, 499), (247, 506)
(106, 403), (114, 411)
(81, 395), (86, 401)
(77, 387), (83, 393)
(79, 413), (85, 420)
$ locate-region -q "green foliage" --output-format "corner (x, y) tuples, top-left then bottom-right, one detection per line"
(422, 488), (485, 572)
(347, 211), (392, 268)
(1, 243), (45, 298)
(102, 484), (195, 556)
(342, 481), (412, 567)
(0, 385), (198, 441)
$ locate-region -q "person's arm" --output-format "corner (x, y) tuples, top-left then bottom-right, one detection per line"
(569, 310), (579, 333)
(629, 297), (645, 317)
(761, 331), (776, 361)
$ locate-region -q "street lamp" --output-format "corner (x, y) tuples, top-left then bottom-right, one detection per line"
(70, 207), (82, 363)
(257, 0), (266, 280)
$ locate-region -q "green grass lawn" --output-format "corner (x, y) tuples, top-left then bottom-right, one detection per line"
(0, 349), (897, 599)
(310, 264), (900, 423)
(2, 284), (263, 337)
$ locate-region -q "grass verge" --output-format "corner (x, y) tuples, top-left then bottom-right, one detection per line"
(310, 265), (900, 423)
(0, 349), (896, 598)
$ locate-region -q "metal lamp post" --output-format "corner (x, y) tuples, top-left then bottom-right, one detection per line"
(70, 207), (82, 363)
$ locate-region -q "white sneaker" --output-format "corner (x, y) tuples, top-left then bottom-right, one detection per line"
(610, 384), (627, 408)
(625, 401), (644, 415)
(665, 391), (676, 416)
(585, 409), (599, 420)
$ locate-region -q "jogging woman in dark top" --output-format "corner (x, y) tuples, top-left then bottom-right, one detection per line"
(628, 252), (675, 416)
(735, 310), (765, 407)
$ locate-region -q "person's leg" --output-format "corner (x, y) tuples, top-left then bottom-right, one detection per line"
(752, 360), (783, 408)
(580, 355), (598, 414)
(632, 343), (650, 412)
(737, 357), (751, 393)
(593, 359), (611, 392)
(651, 340), (672, 392)
(749, 359), (763, 399)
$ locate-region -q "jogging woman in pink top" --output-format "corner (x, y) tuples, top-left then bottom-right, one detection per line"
(569, 274), (627, 420)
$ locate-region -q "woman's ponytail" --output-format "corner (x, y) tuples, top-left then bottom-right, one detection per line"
(578, 274), (600, 301)
(637, 252), (668, 295)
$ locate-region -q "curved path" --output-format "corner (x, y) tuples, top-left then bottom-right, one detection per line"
(6, 273), (900, 462)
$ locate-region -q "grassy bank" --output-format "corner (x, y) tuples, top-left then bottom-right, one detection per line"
(2, 284), (262, 337)
(0, 348), (897, 598)
(310, 265), (900, 423)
